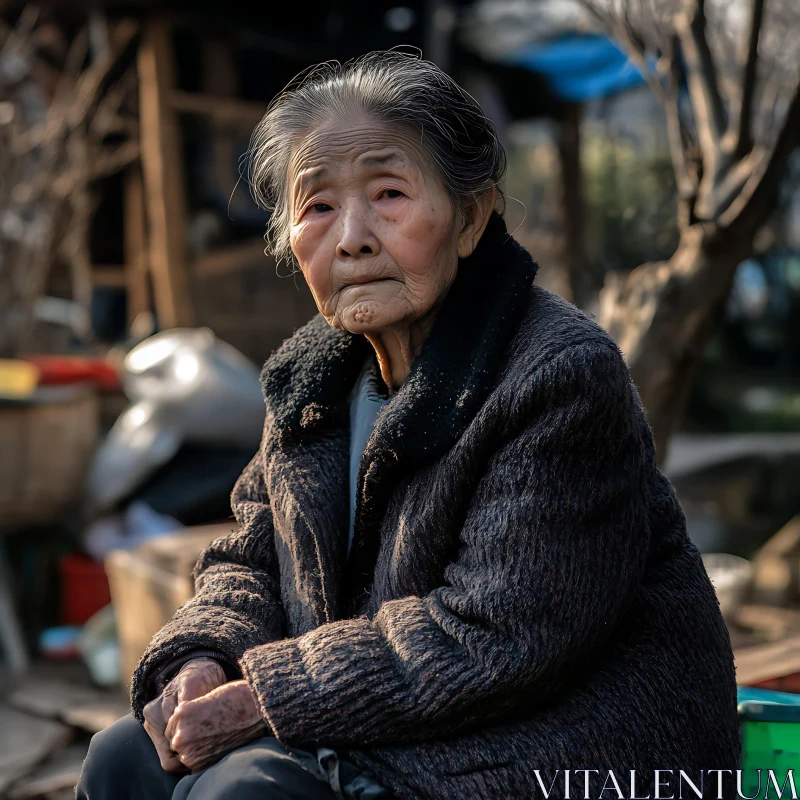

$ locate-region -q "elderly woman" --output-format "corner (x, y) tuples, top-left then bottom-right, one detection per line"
(79, 52), (740, 800)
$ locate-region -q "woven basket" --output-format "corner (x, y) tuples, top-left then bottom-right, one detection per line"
(0, 384), (99, 532)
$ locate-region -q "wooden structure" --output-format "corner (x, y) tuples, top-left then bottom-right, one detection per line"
(106, 523), (237, 688)
(90, 15), (317, 364)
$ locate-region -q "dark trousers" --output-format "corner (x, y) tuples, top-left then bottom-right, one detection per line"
(77, 714), (338, 799)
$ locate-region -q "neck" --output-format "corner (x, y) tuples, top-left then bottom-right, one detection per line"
(364, 303), (442, 392)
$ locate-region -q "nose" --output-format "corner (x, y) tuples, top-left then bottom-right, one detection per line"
(336, 207), (380, 260)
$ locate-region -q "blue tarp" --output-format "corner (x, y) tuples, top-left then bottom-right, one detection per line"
(507, 33), (646, 102)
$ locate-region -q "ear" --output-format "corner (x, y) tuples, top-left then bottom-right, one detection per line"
(456, 187), (497, 259)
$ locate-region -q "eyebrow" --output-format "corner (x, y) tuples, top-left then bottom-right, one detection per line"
(294, 167), (327, 195)
(359, 152), (408, 168)
(292, 151), (412, 198)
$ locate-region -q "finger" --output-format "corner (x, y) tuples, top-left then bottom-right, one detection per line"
(143, 698), (172, 748)
(164, 701), (182, 744)
(160, 685), (180, 721)
(164, 699), (201, 750)
(163, 754), (188, 774)
(181, 749), (210, 773)
(165, 691), (217, 747)
(180, 743), (221, 773)
(144, 718), (184, 773)
(180, 722), (266, 773)
(167, 706), (215, 758)
(143, 696), (167, 729)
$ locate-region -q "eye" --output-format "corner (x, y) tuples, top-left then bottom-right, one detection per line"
(381, 189), (405, 200)
(311, 202), (333, 213)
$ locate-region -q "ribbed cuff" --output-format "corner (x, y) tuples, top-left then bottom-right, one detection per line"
(238, 621), (404, 746)
(131, 605), (272, 721)
(154, 649), (241, 693)
(240, 638), (310, 739)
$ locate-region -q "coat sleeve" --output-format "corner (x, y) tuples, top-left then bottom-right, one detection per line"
(130, 445), (286, 721)
(239, 341), (653, 747)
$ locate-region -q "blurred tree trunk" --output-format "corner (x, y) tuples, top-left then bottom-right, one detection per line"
(586, 0), (800, 463)
(600, 226), (753, 460)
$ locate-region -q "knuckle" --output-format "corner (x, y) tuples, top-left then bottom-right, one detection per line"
(170, 731), (185, 751)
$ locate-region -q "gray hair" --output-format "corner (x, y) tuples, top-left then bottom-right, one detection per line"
(247, 50), (506, 267)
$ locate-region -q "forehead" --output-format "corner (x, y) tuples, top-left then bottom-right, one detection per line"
(289, 116), (431, 186)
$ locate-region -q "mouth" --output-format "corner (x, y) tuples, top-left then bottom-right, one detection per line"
(343, 276), (394, 288)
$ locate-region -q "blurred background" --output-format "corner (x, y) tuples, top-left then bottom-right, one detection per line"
(0, 0), (799, 795)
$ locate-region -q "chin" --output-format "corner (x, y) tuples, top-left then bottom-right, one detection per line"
(338, 299), (403, 335)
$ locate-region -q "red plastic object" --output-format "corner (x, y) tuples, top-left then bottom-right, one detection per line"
(752, 675), (800, 695)
(24, 356), (121, 391)
(60, 553), (112, 626)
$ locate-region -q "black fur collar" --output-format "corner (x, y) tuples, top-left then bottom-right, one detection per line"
(260, 211), (539, 607)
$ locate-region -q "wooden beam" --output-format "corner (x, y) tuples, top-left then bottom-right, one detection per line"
(735, 633), (800, 687)
(202, 38), (244, 222)
(194, 238), (267, 278)
(123, 168), (151, 326)
(138, 17), (195, 328)
(169, 90), (266, 131)
(92, 266), (127, 288)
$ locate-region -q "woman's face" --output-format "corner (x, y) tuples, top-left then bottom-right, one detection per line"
(287, 115), (468, 335)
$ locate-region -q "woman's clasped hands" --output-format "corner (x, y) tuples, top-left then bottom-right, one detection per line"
(142, 658), (268, 773)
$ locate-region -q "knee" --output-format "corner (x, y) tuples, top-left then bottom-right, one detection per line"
(186, 741), (315, 800)
(79, 715), (150, 791)
(199, 748), (276, 795)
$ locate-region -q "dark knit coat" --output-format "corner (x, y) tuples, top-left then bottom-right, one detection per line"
(131, 213), (741, 799)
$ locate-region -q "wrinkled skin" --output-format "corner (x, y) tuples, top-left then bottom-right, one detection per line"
(143, 658), (227, 772)
(164, 680), (268, 772)
(289, 113), (495, 389)
(144, 115), (496, 773)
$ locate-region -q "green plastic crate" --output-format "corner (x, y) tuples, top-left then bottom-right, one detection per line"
(738, 687), (800, 797)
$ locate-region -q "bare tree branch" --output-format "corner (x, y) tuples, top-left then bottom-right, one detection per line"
(51, 27), (89, 105)
(0, 13), (139, 356)
(703, 149), (761, 219)
(761, 66), (785, 138)
(674, 0), (727, 171)
(583, 1), (701, 220)
(719, 77), (800, 229)
(733, 0), (766, 158)
(12, 21), (138, 155)
(659, 34), (697, 217)
(581, 2), (666, 102)
(584, 0), (799, 459)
